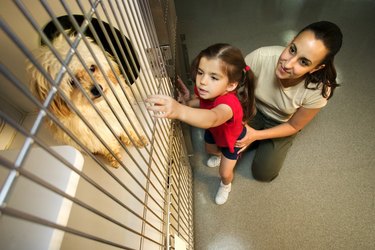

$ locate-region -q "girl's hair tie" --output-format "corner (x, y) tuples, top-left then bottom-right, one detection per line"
(240, 65), (251, 86)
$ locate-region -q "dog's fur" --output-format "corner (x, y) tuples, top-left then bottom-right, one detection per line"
(27, 32), (147, 168)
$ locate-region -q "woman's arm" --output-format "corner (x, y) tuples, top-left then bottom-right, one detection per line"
(146, 94), (233, 129)
(236, 107), (321, 153)
(186, 94), (199, 108)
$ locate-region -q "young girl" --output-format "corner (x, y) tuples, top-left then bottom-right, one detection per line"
(146, 43), (255, 205)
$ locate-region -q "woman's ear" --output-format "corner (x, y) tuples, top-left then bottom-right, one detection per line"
(310, 64), (326, 74)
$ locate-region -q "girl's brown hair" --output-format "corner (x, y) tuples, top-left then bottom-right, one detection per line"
(190, 43), (255, 121)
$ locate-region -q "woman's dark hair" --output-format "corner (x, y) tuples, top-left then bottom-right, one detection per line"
(298, 21), (343, 99)
(190, 43), (256, 121)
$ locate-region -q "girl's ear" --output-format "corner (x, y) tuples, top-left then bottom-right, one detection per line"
(226, 82), (238, 92)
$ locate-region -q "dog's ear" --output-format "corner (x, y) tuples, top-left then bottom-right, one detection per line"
(107, 62), (122, 86)
(28, 63), (72, 118)
(48, 90), (72, 117)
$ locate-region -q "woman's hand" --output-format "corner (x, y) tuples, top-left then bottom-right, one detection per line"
(235, 124), (258, 154)
(145, 94), (182, 119)
(176, 75), (191, 104)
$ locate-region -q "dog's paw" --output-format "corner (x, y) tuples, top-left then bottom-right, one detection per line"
(120, 133), (148, 148)
(134, 135), (148, 148)
(104, 150), (122, 168)
(108, 158), (120, 168)
(119, 134), (132, 146)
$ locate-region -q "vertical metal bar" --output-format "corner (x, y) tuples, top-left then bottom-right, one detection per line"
(119, 0), (171, 160)
(165, 121), (176, 249)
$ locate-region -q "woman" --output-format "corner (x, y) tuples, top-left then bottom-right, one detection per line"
(236, 21), (343, 182)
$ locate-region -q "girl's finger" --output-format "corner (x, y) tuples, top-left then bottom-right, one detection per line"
(146, 95), (166, 105)
(152, 113), (166, 118)
(147, 107), (166, 118)
(146, 104), (163, 112)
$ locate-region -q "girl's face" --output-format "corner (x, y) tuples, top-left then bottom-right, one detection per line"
(276, 30), (328, 85)
(195, 57), (237, 100)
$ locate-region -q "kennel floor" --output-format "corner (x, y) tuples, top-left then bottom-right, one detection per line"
(176, 0), (375, 249)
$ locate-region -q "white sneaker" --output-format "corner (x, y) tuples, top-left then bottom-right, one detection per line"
(207, 155), (221, 168)
(215, 182), (231, 205)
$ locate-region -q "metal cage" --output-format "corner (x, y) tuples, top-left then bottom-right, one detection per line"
(0, 0), (193, 249)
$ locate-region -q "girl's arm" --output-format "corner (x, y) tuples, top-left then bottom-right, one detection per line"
(236, 107), (321, 153)
(146, 94), (233, 129)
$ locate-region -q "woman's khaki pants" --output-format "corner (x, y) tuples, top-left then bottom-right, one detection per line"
(247, 110), (297, 182)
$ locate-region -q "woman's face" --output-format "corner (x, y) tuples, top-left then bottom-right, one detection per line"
(276, 30), (328, 83)
(195, 57), (237, 100)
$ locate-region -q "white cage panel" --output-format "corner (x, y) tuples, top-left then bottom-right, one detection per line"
(0, 0), (193, 249)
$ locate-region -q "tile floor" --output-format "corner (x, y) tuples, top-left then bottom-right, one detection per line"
(175, 0), (375, 249)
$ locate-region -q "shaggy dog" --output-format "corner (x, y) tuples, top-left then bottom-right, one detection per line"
(27, 32), (148, 168)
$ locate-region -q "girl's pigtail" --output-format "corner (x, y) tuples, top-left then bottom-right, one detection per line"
(238, 66), (256, 122)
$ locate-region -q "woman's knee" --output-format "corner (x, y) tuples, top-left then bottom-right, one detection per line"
(251, 160), (280, 182)
(250, 138), (292, 182)
(252, 168), (279, 182)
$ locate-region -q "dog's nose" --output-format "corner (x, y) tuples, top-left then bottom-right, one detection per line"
(90, 84), (103, 98)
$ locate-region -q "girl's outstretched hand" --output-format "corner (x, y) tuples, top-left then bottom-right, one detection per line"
(145, 94), (181, 119)
(235, 123), (257, 154)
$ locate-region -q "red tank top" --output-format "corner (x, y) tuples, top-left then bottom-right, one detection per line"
(195, 86), (244, 152)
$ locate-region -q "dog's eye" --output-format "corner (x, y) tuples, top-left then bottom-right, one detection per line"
(69, 79), (75, 86)
(89, 65), (96, 72)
